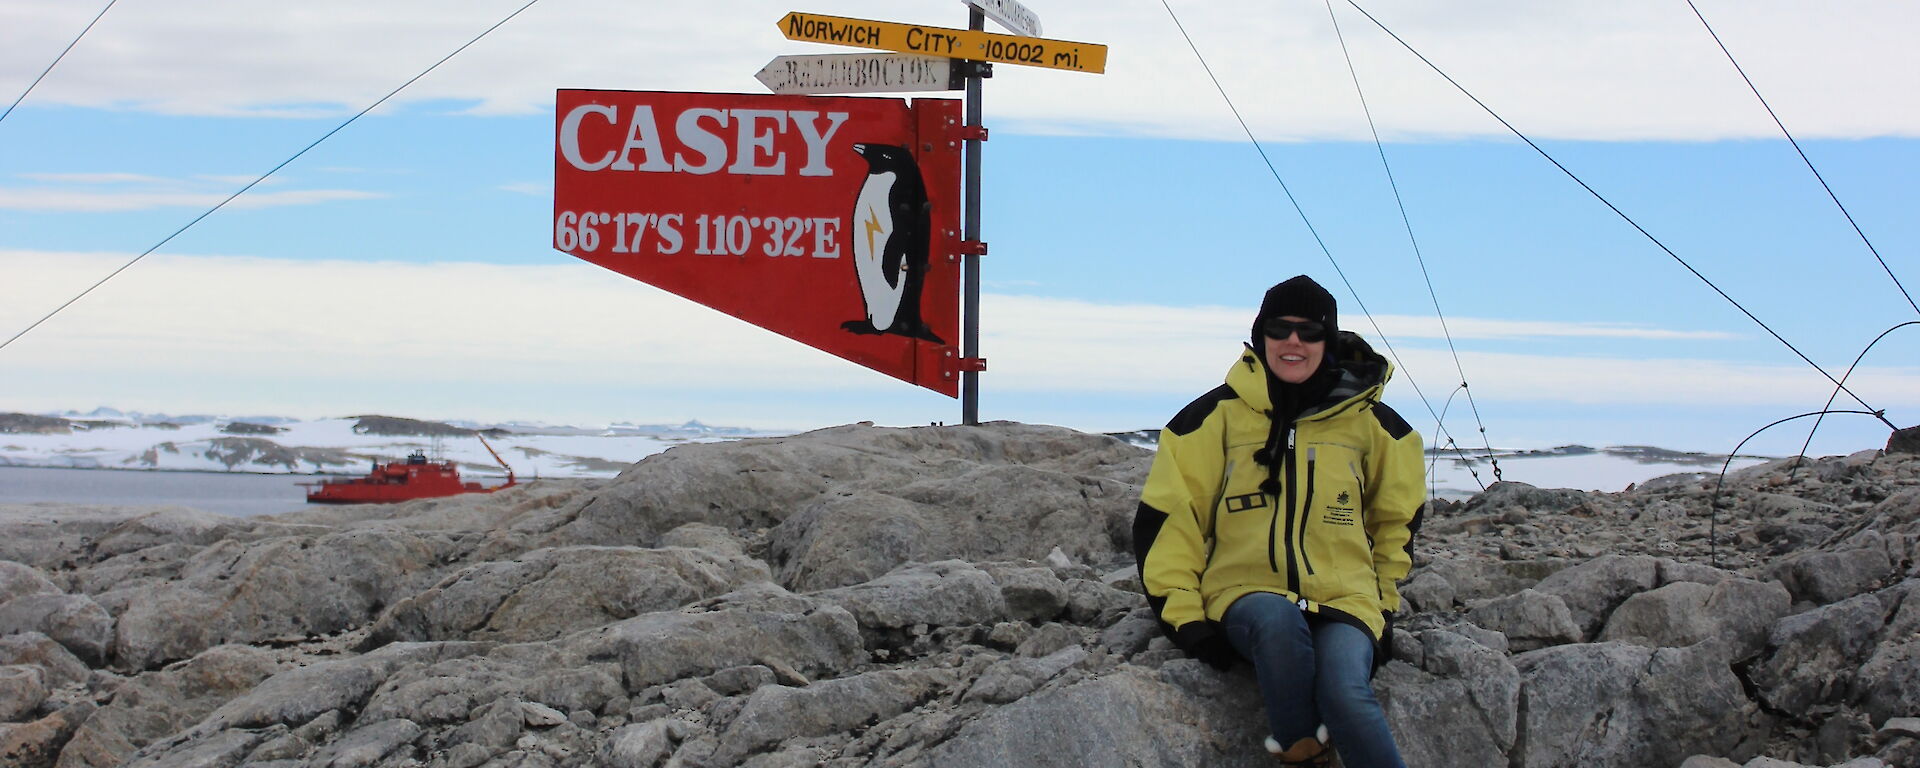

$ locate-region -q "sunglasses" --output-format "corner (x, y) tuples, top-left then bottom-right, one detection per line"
(1262, 318), (1328, 343)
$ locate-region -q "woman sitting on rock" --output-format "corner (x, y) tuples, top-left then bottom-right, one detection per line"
(1133, 275), (1423, 767)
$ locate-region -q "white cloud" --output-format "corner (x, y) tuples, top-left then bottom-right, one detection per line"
(16, 172), (168, 184)
(0, 186), (383, 212)
(1362, 316), (1737, 341)
(3, 252), (1910, 420)
(1381, 348), (1917, 409)
(978, 296), (1735, 351)
(196, 174), (277, 186)
(2, 1), (1914, 141)
(974, 295), (1914, 409)
(496, 182), (551, 196)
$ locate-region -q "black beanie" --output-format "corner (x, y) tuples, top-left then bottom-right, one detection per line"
(1251, 275), (1338, 353)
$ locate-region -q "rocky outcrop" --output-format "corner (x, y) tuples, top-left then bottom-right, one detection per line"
(363, 543), (771, 645)
(1512, 641), (1765, 766)
(0, 595), (112, 668)
(104, 528), (463, 671)
(55, 645), (280, 768)
(0, 413), (73, 435)
(195, 437), (359, 471)
(350, 415), (507, 439)
(0, 422), (1915, 767)
(219, 422), (285, 436)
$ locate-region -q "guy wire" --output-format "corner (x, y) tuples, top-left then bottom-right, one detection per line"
(0, 0), (545, 354)
(1710, 409), (1886, 569)
(1323, 0), (1502, 481)
(1790, 321), (1917, 476)
(1341, 0), (1892, 427)
(1158, 0), (1456, 456)
(1, 0), (121, 127)
(1685, 0), (1918, 316)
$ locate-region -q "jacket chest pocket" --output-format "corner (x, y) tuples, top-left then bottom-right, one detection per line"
(1222, 492), (1267, 513)
(1304, 443), (1366, 530)
(1212, 441), (1274, 536)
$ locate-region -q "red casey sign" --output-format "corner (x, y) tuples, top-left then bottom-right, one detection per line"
(553, 89), (964, 396)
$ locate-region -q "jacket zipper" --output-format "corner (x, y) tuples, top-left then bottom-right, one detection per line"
(1265, 446), (1281, 572)
(1265, 427), (1291, 573)
(1282, 428), (1299, 591)
(1300, 447), (1317, 576)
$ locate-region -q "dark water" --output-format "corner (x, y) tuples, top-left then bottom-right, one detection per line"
(0, 465), (312, 517)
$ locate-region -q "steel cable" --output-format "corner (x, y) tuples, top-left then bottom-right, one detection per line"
(1323, 0), (1501, 482)
(1, 0), (545, 354)
(0, 0), (120, 127)
(1340, 0), (1893, 428)
(1710, 409), (1886, 568)
(1790, 321), (1917, 475)
(1685, 0), (1918, 316)
(1157, 0), (1474, 466)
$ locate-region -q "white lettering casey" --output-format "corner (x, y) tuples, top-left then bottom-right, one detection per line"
(559, 104), (851, 177)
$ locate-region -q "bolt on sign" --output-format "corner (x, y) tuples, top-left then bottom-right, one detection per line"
(553, 89), (964, 396)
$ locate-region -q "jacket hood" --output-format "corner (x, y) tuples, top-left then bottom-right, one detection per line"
(1227, 330), (1393, 421)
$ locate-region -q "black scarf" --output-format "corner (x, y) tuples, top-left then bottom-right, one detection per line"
(1254, 358), (1340, 496)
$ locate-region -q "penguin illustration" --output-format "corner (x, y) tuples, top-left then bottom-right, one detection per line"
(843, 142), (943, 344)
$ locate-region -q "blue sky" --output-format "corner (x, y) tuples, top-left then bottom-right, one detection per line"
(2, 0), (1917, 461)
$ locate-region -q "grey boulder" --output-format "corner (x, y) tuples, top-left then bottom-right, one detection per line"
(365, 544), (770, 645)
(1464, 589), (1581, 652)
(106, 528), (460, 670)
(54, 644), (280, 768)
(0, 594), (113, 668)
(1596, 578), (1790, 661)
(1512, 642), (1764, 767)
(0, 665), (47, 723)
(1376, 629), (1521, 767)
(1752, 594), (1887, 713)
(921, 664), (1268, 768)
(0, 562), (60, 605)
(1532, 554), (1659, 639)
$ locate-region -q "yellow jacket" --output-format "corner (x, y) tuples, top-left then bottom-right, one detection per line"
(1133, 336), (1425, 650)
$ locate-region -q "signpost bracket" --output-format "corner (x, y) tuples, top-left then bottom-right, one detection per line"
(958, 357), (988, 372)
(947, 60), (992, 90)
(956, 240), (988, 257)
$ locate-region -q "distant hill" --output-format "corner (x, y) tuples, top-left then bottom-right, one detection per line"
(349, 415), (508, 438)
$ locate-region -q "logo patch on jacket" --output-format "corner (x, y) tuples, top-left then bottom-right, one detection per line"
(1323, 495), (1357, 526)
(1224, 493), (1268, 513)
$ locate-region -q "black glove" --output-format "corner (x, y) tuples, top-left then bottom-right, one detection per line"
(1176, 621), (1239, 671)
(1375, 612), (1395, 671)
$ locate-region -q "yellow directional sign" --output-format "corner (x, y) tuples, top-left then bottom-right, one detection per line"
(778, 11), (1107, 74)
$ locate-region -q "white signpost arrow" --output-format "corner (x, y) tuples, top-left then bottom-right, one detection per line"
(964, 0), (1042, 37)
(754, 52), (961, 95)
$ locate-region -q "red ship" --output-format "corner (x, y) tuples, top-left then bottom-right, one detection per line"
(304, 435), (516, 504)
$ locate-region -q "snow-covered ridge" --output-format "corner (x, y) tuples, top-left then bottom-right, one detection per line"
(0, 410), (782, 479)
(3, 408), (1775, 491)
(1106, 429), (1773, 497)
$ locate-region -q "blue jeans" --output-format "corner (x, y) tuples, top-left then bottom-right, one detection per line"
(1223, 592), (1406, 768)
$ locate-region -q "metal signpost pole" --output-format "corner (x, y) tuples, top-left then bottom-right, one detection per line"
(962, 7), (984, 426)
(767, 5), (1100, 421)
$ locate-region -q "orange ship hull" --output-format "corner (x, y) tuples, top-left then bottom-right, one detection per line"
(305, 447), (514, 504)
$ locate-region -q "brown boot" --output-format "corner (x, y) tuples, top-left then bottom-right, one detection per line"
(1265, 736), (1331, 766)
